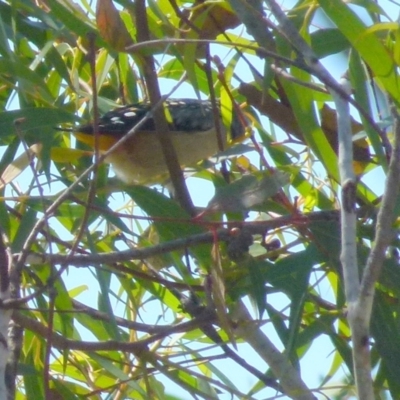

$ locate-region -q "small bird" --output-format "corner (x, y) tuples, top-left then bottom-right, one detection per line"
(63, 99), (246, 184)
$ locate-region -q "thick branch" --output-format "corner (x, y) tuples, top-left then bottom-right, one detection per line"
(258, 2), (385, 398)
(332, 89), (374, 398)
(350, 105), (400, 397)
(232, 301), (317, 400)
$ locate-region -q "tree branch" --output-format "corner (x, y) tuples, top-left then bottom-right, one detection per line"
(332, 88), (374, 398)
(257, 2), (390, 398)
(134, 0), (195, 215)
(351, 104), (400, 396)
(232, 300), (317, 400)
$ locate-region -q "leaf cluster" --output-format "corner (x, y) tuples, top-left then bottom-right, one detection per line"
(0, 0), (399, 399)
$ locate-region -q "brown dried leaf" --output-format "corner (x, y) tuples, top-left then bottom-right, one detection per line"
(96, 0), (133, 51)
(240, 83), (371, 165)
(179, 1), (240, 57)
(186, 1), (240, 40)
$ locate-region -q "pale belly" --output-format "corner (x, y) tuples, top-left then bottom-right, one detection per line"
(104, 128), (226, 184)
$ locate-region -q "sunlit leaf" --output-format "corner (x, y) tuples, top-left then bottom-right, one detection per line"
(207, 171), (289, 212)
(318, 0), (400, 103)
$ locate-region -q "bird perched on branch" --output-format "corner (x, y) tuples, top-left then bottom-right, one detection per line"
(61, 98), (246, 184)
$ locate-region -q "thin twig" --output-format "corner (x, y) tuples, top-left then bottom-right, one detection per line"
(14, 211), (339, 270)
(127, 37), (385, 144)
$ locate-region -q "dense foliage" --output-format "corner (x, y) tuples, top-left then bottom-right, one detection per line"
(0, 0), (399, 399)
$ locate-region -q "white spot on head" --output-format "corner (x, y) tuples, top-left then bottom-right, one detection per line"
(110, 118), (125, 124)
(123, 111), (137, 118)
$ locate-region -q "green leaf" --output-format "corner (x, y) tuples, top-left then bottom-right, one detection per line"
(283, 69), (339, 181)
(23, 347), (44, 400)
(45, 0), (101, 43)
(0, 5), (12, 56)
(371, 290), (400, 396)
(0, 107), (79, 144)
(159, 58), (217, 95)
(349, 49), (387, 169)
(207, 171), (289, 213)
(125, 185), (213, 272)
(0, 58), (54, 103)
(11, 207), (37, 253)
(318, 0), (400, 103)
(273, 246), (316, 363)
(246, 256), (267, 318)
(95, 267), (121, 341)
(311, 28), (350, 58)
